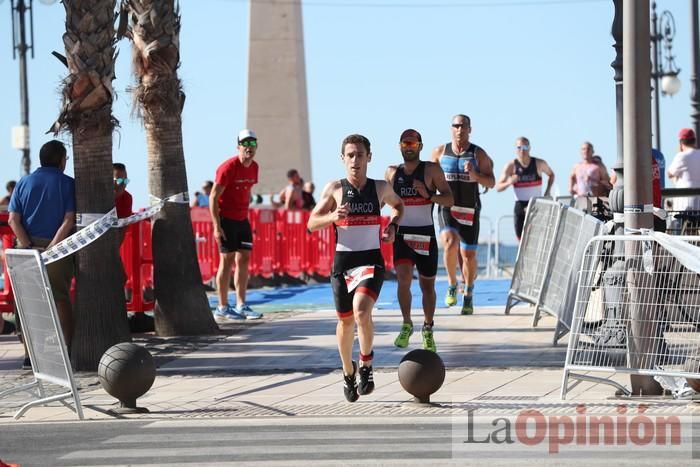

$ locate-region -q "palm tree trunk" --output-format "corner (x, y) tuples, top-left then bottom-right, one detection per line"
(122, 0), (218, 336)
(72, 129), (131, 369)
(146, 116), (217, 335)
(55, 0), (131, 370)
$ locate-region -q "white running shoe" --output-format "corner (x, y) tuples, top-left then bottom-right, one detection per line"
(213, 305), (245, 322)
(237, 304), (263, 320)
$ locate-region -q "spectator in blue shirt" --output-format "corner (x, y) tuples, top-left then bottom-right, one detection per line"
(191, 180), (213, 208)
(8, 140), (76, 358)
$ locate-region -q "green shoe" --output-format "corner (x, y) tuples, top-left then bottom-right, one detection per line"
(394, 323), (414, 348)
(422, 325), (436, 352)
(461, 295), (474, 315)
(445, 285), (458, 307)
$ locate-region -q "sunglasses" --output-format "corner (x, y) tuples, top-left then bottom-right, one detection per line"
(516, 145), (530, 150)
(114, 177), (130, 186)
(400, 141), (420, 149)
(240, 139), (258, 148)
(451, 123), (468, 129)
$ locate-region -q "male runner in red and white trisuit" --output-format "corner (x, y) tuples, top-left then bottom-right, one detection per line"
(308, 134), (403, 402)
(385, 129), (453, 352)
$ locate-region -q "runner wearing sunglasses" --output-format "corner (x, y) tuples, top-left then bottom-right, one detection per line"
(385, 129), (453, 352)
(495, 137), (555, 240)
(308, 134), (403, 402)
(209, 129), (263, 321)
(432, 114), (495, 315)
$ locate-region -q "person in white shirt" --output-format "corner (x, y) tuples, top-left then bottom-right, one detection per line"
(667, 128), (700, 211)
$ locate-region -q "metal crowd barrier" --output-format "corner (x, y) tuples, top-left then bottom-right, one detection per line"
(505, 198), (605, 345)
(479, 216), (494, 277)
(493, 215), (516, 278)
(665, 210), (700, 236)
(505, 198), (562, 314)
(662, 188), (700, 235)
(0, 250), (84, 419)
(536, 208), (604, 344)
(561, 234), (700, 399)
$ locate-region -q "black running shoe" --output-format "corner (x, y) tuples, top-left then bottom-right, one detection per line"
(343, 361), (359, 402)
(358, 364), (374, 395)
(1, 320), (15, 335)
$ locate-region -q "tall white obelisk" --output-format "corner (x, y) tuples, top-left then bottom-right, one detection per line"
(247, 0), (311, 195)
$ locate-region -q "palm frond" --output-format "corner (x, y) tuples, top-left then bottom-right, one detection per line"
(122, 0), (184, 121)
(51, 0), (119, 135)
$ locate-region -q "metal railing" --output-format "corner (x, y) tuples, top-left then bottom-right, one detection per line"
(494, 215), (517, 278)
(430, 214), (517, 280)
(662, 188), (700, 236)
(561, 234), (700, 399)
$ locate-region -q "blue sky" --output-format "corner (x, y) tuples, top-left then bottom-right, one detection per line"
(0, 0), (695, 244)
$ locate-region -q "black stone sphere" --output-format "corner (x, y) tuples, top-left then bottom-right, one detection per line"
(398, 349), (445, 403)
(98, 342), (156, 410)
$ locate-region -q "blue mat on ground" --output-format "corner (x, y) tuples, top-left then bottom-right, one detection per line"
(209, 278), (511, 313)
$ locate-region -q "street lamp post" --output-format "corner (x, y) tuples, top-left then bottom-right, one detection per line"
(624, 0), (664, 397)
(10, 0), (34, 176)
(690, 0), (700, 138)
(650, 1), (682, 151)
(8, 0), (57, 175)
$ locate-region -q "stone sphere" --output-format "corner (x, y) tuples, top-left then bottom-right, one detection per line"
(398, 349), (445, 402)
(98, 342), (156, 407)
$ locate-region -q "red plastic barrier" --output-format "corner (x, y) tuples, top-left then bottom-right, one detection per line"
(277, 209), (309, 278)
(0, 214), (156, 314)
(306, 221), (335, 278)
(0, 207), (397, 316)
(0, 212), (14, 313)
(249, 208), (278, 278)
(379, 216), (395, 272)
(190, 207), (218, 283)
(120, 219), (155, 312)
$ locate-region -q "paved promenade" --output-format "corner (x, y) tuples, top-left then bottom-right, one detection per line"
(3, 299), (700, 465)
(1, 303), (698, 422)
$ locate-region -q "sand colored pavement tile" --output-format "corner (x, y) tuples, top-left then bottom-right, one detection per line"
(2, 304), (699, 422)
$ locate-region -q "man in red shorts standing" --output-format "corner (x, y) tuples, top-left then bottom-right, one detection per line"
(210, 129), (263, 321)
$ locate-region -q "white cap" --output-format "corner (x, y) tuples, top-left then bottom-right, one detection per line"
(238, 129), (257, 142)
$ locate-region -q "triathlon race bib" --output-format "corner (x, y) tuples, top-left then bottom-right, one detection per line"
(450, 206), (475, 226)
(344, 265), (375, 293)
(402, 234), (431, 256)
